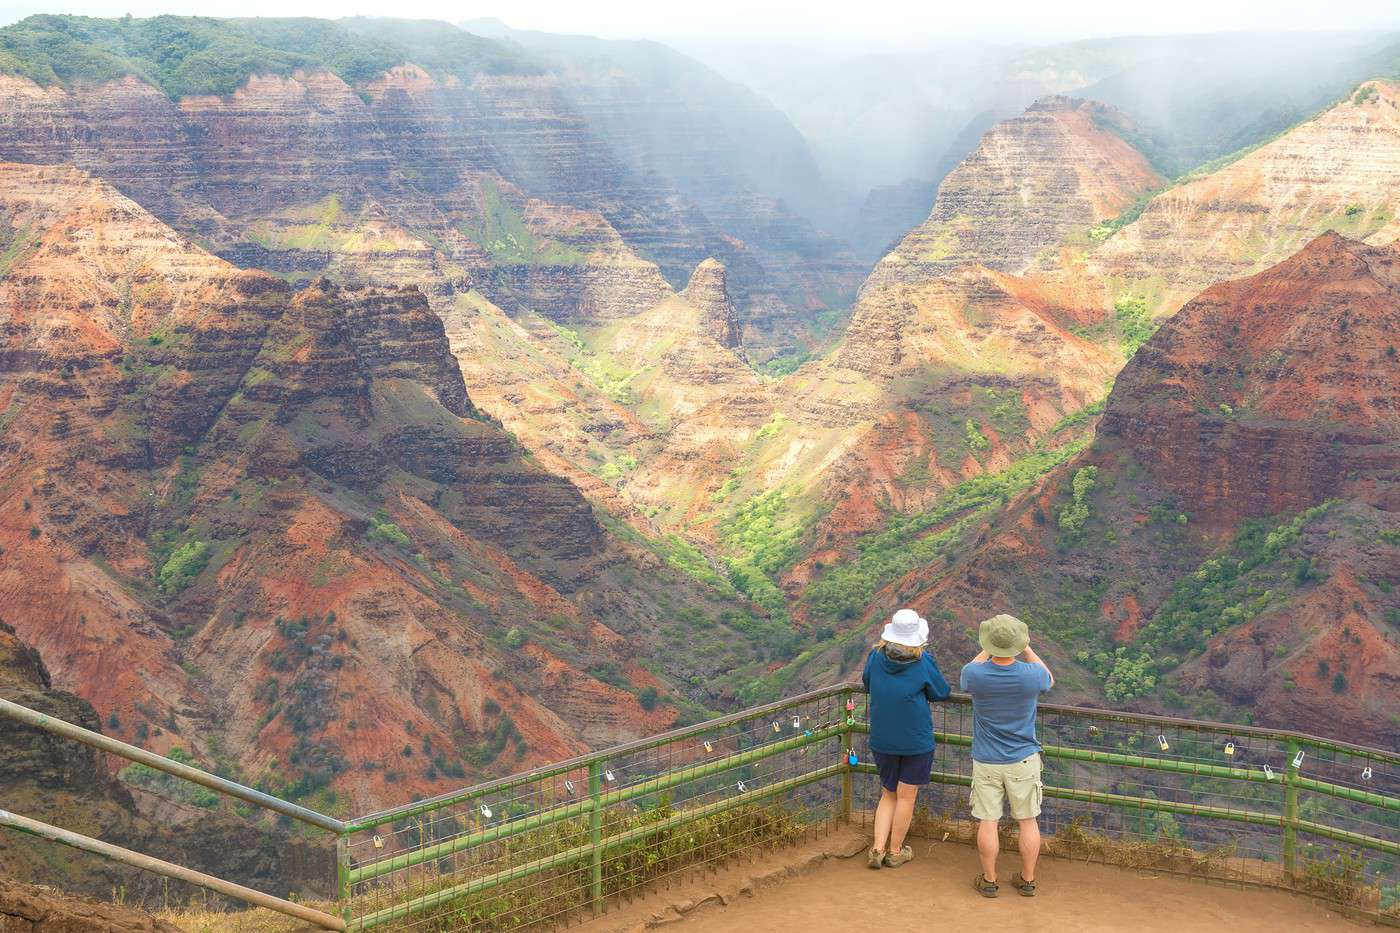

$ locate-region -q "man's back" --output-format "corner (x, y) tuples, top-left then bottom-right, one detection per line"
(960, 660), (1051, 764)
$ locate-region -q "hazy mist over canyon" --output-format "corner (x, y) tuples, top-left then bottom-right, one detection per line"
(0, 2), (1398, 920)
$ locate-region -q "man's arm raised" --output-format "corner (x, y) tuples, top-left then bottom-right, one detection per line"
(1023, 644), (1054, 688)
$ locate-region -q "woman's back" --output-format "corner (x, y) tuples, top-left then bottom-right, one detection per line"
(862, 645), (951, 756)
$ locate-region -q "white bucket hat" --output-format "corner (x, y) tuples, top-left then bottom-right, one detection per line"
(881, 608), (928, 648)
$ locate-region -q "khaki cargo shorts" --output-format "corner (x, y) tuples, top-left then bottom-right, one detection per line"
(970, 753), (1043, 821)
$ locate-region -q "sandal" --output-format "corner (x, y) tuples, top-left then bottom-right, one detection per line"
(973, 873), (999, 898)
(1010, 872), (1037, 896)
(867, 848), (885, 870)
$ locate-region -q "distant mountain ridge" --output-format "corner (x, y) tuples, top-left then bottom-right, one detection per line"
(0, 14), (861, 353)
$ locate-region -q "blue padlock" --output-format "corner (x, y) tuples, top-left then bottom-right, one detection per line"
(847, 751), (859, 767)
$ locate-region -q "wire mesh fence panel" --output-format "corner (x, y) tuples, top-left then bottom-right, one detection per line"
(341, 687), (853, 931)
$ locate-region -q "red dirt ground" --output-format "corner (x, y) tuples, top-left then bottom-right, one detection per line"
(580, 829), (1367, 933)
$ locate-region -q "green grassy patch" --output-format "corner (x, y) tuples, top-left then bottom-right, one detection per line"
(460, 179), (586, 266)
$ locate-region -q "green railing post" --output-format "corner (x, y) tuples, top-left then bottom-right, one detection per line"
(1283, 738), (1299, 881)
(336, 834), (351, 926)
(589, 761), (603, 917)
(841, 688), (854, 823)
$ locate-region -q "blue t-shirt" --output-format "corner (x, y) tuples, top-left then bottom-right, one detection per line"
(959, 660), (1052, 764)
(862, 648), (952, 756)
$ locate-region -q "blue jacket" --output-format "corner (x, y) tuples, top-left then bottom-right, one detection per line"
(862, 648), (952, 755)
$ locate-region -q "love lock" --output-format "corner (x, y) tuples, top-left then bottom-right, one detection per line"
(604, 768), (616, 783)
(564, 780), (576, 796)
(1292, 750), (1306, 769)
(772, 721), (782, 733)
(1157, 735), (1170, 752)
(703, 740), (713, 753)
(480, 804), (492, 819)
(373, 835), (384, 849)
(1224, 742), (1236, 757)
(1362, 767), (1373, 781)
(737, 780), (747, 793)
(845, 699), (856, 712)
(792, 715), (802, 729)
(847, 750), (859, 767)
(847, 715), (856, 727)
(1264, 764), (1276, 781)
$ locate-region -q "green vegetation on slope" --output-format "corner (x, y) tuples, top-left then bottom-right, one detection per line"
(1083, 502), (1335, 702)
(804, 440), (1088, 623)
(0, 14), (540, 98)
(720, 489), (806, 620)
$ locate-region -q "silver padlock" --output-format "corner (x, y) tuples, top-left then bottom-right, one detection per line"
(1362, 767), (1373, 781)
(480, 804), (492, 819)
(737, 780), (747, 792)
(604, 768), (616, 783)
(564, 780), (576, 796)
(1263, 764), (1276, 781)
(792, 714), (801, 729)
(1292, 750), (1306, 769)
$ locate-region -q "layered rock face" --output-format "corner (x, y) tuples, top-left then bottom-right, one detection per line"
(1099, 232), (1400, 528)
(866, 97), (1163, 289)
(1088, 79), (1400, 316)
(0, 162), (754, 811)
(0, 19), (862, 344)
(682, 258), (742, 349)
(890, 233), (1400, 747)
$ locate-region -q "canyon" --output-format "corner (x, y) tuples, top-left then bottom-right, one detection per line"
(0, 14), (1398, 899)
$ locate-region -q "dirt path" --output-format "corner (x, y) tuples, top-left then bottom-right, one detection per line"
(581, 829), (1368, 933)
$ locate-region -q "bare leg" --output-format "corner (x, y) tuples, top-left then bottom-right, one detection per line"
(1017, 818), (1040, 882)
(872, 787), (896, 853)
(889, 782), (919, 852)
(977, 818), (1000, 882)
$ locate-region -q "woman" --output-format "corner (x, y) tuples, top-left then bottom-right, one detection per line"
(861, 608), (951, 869)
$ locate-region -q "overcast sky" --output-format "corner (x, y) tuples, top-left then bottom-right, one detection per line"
(2, 0), (1399, 45)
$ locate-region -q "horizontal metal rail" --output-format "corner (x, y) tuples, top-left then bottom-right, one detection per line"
(0, 697), (344, 833)
(351, 764), (845, 930)
(347, 683), (852, 833)
(0, 808), (345, 931)
(349, 721), (848, 885)
(853, 722), (1398, 806)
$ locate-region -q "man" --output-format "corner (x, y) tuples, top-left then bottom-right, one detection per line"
(960, 613), (1053, 898)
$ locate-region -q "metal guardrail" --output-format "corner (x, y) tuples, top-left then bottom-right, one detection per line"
(3, 684), (1399, 930)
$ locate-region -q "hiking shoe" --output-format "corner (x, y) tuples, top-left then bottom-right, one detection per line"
(867, 848), (885, 870)
(973, 873), (999, 898)
(1010, 872), (1037, 897)
(882, 845), (914, 868)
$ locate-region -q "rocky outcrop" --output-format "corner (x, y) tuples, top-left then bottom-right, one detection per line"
(1098, 232), (1400, 527)
(0, 878), (181, 933)
(0, 162), (753, 813)
(682, 259), (742, 349)
(866, 96), (1162, 290)
(1085, 80), (1400, 318)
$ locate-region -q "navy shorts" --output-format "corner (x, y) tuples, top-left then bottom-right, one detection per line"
(872, 750), (934, 791)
